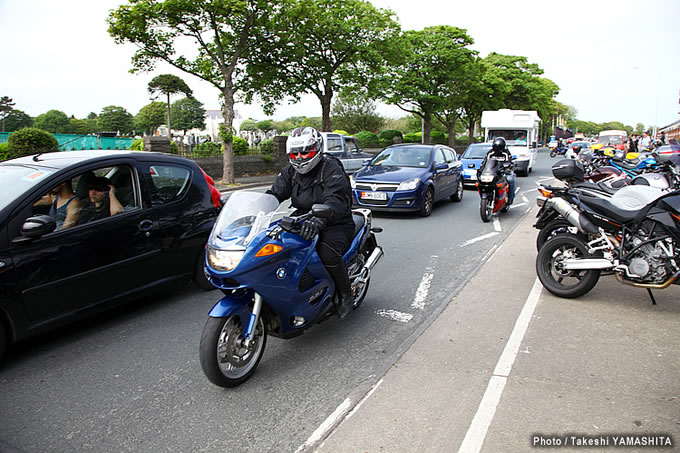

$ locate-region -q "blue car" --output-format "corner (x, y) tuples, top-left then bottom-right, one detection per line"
(461, 143), (492, 187)
(350, 144), (464, 217)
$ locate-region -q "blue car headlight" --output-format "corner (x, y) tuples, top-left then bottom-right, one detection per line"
(397, 177), (420, 191)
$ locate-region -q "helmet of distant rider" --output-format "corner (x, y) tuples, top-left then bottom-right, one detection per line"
(491, 137), (507, 153)
(572, 145), (582, 154)
(287, 127), (324, 174)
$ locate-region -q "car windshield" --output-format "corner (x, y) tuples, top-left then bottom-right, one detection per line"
(0, 165), (55, 212)
(598, 136), (624, 145)
(462, 145), (491, 159)
(487, 130), (528, 145)
(569, 142), (590, 149)
(370, 147), (431, 168)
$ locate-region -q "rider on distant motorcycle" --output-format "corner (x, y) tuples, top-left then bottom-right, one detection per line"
(480, 137), (516, 205)
(266, 127), (356, 319)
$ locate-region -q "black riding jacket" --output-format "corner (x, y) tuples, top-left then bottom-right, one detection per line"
(268, 155), (354, 227)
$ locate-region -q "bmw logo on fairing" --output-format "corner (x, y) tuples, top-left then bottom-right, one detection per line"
(276, 268), (287, 279)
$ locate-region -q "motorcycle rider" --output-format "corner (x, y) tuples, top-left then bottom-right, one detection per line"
(267, 127), (356, 319)
(480, 137), (515, 204)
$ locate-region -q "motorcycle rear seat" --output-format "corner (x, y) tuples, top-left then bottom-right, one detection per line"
(352, 214), (365, 237)
(573, 181), (619, 196)
(577, 193), (640, 224)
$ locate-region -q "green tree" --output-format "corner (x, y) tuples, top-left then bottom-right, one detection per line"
(108, 0), (276, 185)
(634, 123), (645, 134)
(87, 112), (98, 120)
(147, 74), (193, 136)
(69, 118), (98, 135)
(383, 26), (475, 144)
(7, 127), (59, 158)
(245, 0), (400, 132)
(0, 96), (16, 132)
(97, 105), (134, 135)
(171, 97), (206, 134)
(331, 94), (385, 134)
(239, 119), (258, 132)
(3, 109), (33, 131)
(255, 119), (273, 132)
(34, 110), (72, 133)
(136, 102), (167, 135)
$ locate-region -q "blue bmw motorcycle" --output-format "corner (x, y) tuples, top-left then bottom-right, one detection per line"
(199, 191), (384, 387)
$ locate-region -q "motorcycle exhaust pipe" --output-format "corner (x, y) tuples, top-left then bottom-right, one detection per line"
(563, 258), (614, 270)
(548, 197), (599, 234)
(361, 246), (384, 279)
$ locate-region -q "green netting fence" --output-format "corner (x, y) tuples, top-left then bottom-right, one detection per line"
(0, 132), (133, 151)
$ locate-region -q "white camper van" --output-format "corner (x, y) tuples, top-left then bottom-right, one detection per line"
(481, 109), (541, 176)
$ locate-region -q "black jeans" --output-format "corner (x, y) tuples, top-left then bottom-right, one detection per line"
(317, 223), (354, 295)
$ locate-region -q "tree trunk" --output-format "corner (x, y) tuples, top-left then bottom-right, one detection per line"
(166, 93), (171, 138)
(320, 90), (333, 132)
(422, 113), (432, 144)
(448, 117), (456, 147)
(221, 83), (236, 185)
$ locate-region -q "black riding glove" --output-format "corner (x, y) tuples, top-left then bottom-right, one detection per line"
(300, 216), (326, 240)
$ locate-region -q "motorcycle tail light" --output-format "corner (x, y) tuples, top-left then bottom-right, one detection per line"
(537, 187), (553, 198)
(255, 244), (283, 257)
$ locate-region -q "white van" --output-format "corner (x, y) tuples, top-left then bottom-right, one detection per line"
(481, 109), (541, 176)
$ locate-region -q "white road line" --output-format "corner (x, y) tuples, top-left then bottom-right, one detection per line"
(460, 232), (499, 247)
(346, 378), (384, 420)
(376, 309), (413, 323)
(493, 218), (502, 232)
(457, 278), (543, 453)
(412, 256), (438, 310)
(521, 195), (529, 203)
(509, 202), (527, 209)
(296, 398), (351, 453)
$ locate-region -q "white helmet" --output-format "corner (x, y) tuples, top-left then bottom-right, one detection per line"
(287, 127), (323, 174)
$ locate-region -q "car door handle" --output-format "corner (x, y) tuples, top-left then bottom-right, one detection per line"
(138, 219), (154, 233)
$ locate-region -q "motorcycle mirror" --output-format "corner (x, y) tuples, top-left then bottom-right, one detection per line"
(311, 203), (332, 219)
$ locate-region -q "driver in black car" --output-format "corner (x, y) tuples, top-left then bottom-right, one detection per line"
(266, 127), (356, 319)
(480, 137), (516, 205)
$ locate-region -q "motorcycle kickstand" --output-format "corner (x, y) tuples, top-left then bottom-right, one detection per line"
(646, 288), (657, 305)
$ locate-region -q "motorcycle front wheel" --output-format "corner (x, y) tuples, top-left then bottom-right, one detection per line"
(536, 234), (600, 298)
(200, 315), (267, 387)
(480, 194), (493, 223)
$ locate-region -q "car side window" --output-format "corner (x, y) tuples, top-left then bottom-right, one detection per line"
(434, 149), (447, 165)
(346, 140), (359, 153)
(442, 148), (455, 163)
(148, 165), (192, 207)
(326, 137), (343, 152)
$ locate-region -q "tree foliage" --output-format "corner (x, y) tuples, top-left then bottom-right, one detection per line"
(3, 109), (33, 132)
(245, 0), (401, 131)
(69, 118), (98, 135)
(0, 96), (16, 132)
(108, 0), (276, 184)
(331, 95), (385, 134)
(97, 105), (134, 135)
(136, 102), (167, 135)
(171, 97), (206, 133)
(148, 74), (193, 135)
(7, 127), (59, 158)
(383, 26), (475, 144)
(34, 110), (72, 133)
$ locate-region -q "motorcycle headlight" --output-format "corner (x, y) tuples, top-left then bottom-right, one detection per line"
(397, 177), (420, 191)
(480, 175), (494, 183)
(207, 246), (245, 272)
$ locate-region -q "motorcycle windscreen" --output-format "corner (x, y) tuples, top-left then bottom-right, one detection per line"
(480, 158), (501, 177)
(209, 191), (281, 249)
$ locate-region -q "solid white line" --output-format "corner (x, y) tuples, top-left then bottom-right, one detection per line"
(522, 195), (529, 203)
(412, 271), (434, 310)
(481, 244), (498, 263)
(493, 218), (502, 232)
(346, 379), (384, 420)
(296, 398), (351, 453)
(509, 202), (528, 209)
(376, 309), (413, 323)
(460, 232), (499, 247)
(457, 278), (543, 453)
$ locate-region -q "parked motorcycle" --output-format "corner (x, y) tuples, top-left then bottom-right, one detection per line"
(535, 183), (680, 301)
(199, 191), (384, 387)
(477, 156), (513, 222)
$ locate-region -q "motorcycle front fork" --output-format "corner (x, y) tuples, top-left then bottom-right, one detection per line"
(243, 292), (264, 347)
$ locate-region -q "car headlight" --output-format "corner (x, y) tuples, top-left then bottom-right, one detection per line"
(397, 177), (420, 191)
(207, 246), (245, 271)
(349, 175), (356, 189)
(480, 175), (494, 183)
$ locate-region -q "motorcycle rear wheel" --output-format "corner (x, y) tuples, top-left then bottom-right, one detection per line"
(200, 315), (267, 387)
(536, 218), (580, 251)
(536, 234), (600, 298)
(480, 195), (493, 223)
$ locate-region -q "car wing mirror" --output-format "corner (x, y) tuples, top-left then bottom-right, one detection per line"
(13, 215), (56, 243)
(311, 203), (332, 219)
(362, 159), (371, 166)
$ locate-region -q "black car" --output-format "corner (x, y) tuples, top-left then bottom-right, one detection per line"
(0, 151), (221, 358)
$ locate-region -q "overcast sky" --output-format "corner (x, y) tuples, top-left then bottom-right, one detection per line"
(1, 0), (679, 129)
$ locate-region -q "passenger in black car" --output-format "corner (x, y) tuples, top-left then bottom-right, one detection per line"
(78, 176), (124, 224)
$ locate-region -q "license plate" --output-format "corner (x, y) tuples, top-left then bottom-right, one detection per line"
(361, 191), (387, 200)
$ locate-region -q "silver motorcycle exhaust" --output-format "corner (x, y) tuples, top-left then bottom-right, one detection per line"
(363, 246), (384, 276)
(563, 258), (614, 270)
(547, 197), (599, 234)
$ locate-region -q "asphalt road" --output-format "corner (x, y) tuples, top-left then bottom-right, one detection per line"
(0, 151), (553, 453)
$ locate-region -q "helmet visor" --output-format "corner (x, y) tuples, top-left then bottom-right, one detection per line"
(289, 143), (319, 160)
